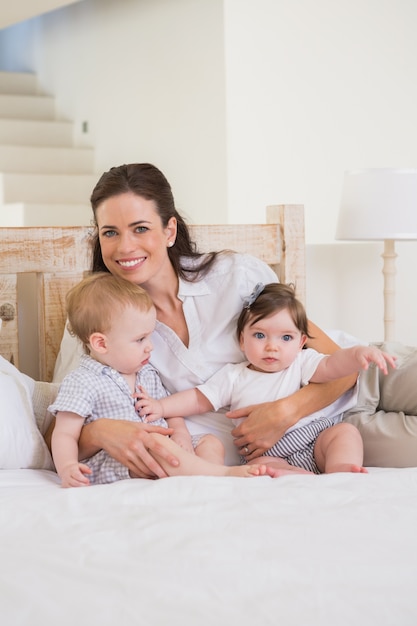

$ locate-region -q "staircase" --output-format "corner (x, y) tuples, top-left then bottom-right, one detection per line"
(0, 71), (97, 226)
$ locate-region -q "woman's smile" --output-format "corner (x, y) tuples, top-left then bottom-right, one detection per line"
(96, 192), (176, 286)
(117, 257), (146, 270)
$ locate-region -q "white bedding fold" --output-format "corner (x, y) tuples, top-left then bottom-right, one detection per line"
(2, 468), (417, 625)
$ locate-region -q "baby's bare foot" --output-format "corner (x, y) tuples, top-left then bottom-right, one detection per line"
(226, 464), (270, 478)
(267, 466), (313, 478)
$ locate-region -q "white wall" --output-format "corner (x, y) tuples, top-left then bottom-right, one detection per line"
(224, 0), (417, 241)
(306, 241), (416, 345)
(1, 0), (417, 345)
(6, 0), (228, 224)
(223, 0), (417, 344)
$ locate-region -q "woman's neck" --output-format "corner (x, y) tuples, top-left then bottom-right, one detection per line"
(144, 267), (179, 314)
(145, 272), (189, 346)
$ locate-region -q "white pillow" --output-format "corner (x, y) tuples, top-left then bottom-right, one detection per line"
(0, 356), (54, 470)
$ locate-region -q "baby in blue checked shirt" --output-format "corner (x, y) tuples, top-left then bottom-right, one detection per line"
(50, 273), (274, 487)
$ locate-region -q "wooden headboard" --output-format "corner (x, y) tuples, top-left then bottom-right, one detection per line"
(0, 204), (305, 382)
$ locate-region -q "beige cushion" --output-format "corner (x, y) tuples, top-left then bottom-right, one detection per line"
(33, 381), (59, 436)
(344, 341), (417, 467)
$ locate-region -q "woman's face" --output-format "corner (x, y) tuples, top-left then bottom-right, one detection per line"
(95, 192), (177, 286)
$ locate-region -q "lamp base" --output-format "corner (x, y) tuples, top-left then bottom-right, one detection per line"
(382, 239), (397, 342)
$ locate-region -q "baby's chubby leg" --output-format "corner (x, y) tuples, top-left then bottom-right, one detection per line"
(314, 422), (368, 474)
(148, 433), (272, 478)
(194, 433), (226, 465)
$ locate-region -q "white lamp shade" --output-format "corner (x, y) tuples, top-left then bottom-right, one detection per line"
(336, 168), (417, 241)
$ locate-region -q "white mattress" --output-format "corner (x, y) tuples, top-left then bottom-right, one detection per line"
(2, 467), (417, 625)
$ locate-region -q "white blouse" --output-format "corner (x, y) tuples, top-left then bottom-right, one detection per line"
(149, 252), (278, 463)
(53, 252), (277, 464)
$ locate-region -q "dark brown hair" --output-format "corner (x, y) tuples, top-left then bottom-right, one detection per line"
(236, 283), (312, 339)
(90, 163), (218, 280)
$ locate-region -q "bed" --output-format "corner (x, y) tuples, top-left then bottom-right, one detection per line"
(1, 204), (417, 626)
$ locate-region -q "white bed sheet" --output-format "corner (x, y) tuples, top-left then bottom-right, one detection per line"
(2, 468), (417, 626)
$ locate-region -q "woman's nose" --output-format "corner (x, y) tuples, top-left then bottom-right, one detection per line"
(118, 231), (137, 253)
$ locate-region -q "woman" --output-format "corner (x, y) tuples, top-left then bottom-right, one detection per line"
(53, 163), (414, 478)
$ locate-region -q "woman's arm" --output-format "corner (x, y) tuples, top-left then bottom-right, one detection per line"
(306, 320), (350, 355)
(227, 321), (358, 460)
(78, 419), (181, 479)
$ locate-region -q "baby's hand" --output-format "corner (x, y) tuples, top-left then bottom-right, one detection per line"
(135, 386), (164, 422)
(356, 346), (397, 375)
(60, 462), (92, 488)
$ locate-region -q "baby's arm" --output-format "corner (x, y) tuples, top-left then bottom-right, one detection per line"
(137, 387), (214, 422)
(51, 411), (92, 488)
(311, 345), (397, 383)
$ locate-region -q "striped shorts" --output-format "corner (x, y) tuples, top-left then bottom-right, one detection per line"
(261, 415), (342, 474)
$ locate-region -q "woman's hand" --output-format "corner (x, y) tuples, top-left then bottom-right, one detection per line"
(79, 419), (180, 479)
(227, 398), (297, 461)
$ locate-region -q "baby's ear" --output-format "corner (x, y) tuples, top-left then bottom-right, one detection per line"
(299, 334), (308, 349)
(89, 332), (108, 353)
(238, 332), (245, 352)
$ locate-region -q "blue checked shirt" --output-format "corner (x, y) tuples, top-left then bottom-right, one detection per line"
(49, 354), (169, 484)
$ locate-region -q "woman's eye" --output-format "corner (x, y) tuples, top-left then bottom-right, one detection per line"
(102, 229), (117, 238)
(135, 226), (149, 233)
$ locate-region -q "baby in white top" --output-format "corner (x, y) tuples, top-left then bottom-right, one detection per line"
(138, 283), (396, 475)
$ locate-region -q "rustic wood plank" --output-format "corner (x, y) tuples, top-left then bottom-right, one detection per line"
(0, 274), (18, 367)
(39, 272), (87, 382)
(0, 226), (92, 273)
(0, 206), (305, 381)
(189, 224), (282, 266)
(267, 204), (306, 304)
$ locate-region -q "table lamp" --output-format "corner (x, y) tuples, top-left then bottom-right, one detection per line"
(336, 168), (417, 341)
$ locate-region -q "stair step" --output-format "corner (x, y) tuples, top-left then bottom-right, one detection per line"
(0, 94), (56, 120)
(0, 173), (98, 203)
(0, 203), (93, 226)
(0, 72), (96, 227)
(0, 118), (73, 147)
(0, 71), (39, 95)
(0, 145), (95, 174)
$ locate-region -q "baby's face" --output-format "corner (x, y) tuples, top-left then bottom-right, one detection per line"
(239, 308), (306, 373)
(103, 305), (157, 375)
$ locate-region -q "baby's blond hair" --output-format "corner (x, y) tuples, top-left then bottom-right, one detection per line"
(66, 272), (154, 350)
